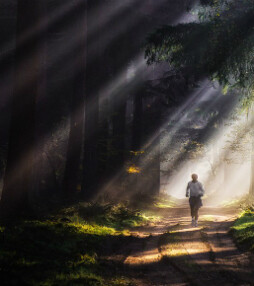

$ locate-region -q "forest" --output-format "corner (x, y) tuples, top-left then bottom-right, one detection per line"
(0, 0), (254, 285)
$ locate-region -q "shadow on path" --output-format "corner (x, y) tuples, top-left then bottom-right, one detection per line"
(103, 206), (254, 286)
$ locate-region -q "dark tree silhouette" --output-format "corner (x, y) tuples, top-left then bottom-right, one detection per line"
(0, 0), (46, 216)
(82, 0), (100, 200)
(132, 85), (144, 152)
(63, 0), (87, 195)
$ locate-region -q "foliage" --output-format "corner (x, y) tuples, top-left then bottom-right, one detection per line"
(127, 165), (141, 174)
(0, 202), (150, 285)
(225, 116), (252, 163)
(145, 0), (254, 107)
(153, 194), (177, 209)
(231, 207), (254, 252)
(60, 202), (152, 230)
(0, 220), (106, 285)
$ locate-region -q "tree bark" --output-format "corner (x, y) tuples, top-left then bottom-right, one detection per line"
(132, 87), (143, 152)
(0, 0), (45, 217)
(98, 97), (110, 188)
(82, 75), (99, 200)
(111, 97), (127, 171)
(63, 0), (87, 196)
(148, 101), (161, 195)
(81, 0), (100, 200)
(142, 97), (161, 196)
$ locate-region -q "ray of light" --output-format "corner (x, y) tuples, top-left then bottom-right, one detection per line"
(1, 0), (177, 193)
(164, 113), (253, 201)
(1, 1), (204, 200)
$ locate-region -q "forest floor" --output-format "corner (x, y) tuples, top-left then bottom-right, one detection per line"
(1, 200), (254, 285)
(109, 204), (254, 286)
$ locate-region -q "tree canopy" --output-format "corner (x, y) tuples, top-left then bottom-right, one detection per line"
(145, 0), (254, 104)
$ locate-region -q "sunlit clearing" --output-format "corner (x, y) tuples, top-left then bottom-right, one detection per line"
(164, 111), (252, 204)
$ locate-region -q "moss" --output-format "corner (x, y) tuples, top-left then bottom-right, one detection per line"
(153, 194), (177, 209)
(231, 209), (254, 252)
(60, 202), (152, 231)
(0, 202), (145, 285)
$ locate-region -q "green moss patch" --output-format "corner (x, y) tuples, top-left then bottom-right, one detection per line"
(0, 202), (148, 286)
(231, 209), (254, 252)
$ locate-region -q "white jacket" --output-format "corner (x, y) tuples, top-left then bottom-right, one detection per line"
(186, 181), (205, 197)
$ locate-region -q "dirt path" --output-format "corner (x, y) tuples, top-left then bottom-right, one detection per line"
(109, 205), (254, 286)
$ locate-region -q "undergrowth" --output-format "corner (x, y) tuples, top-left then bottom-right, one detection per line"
(153, 194), (177, 209)
(231, 204), (254, 253)
(0, 202), (155, 286)
(62, 202), (152, 230)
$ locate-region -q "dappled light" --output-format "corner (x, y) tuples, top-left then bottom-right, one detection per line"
(127, 165), (141, 174)
(1, 0), (254, 285)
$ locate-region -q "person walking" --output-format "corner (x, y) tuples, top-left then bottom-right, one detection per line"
(186, 174), (204, 227)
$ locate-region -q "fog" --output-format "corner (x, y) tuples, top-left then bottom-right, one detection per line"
(160, 82), (252, 204)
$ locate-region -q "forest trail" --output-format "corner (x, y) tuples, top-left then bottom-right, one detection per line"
(107, 205), (254, 286)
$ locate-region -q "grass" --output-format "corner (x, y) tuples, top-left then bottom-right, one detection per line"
(0, 202), (154, 286)
(129, 192), (178, 211)
(60, 202), (160, 230)
(153, 194), (178, 209)
(154, 200), (175, 209)
(231, 206), (254, 252)
(220, 194), (254, 209)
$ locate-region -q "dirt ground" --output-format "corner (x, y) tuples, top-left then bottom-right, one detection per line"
(104, 204), (254, 286)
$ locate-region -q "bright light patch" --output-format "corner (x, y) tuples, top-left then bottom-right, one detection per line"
(127, 165), (141, 174)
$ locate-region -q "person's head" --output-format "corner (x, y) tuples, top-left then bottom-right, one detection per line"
(191, 173), (198, 182)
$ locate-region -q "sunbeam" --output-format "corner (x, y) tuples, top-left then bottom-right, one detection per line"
(2, 1), (254, 285)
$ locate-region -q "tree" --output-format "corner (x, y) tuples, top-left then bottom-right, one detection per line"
(145, 0), (254, 196)
(0, 0), (46, 216)
(63, 0), (87, 196)
(81, 0), (101, 200)
(146, 0), (254, 92)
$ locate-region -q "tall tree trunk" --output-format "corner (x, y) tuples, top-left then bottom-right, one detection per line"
(0, 1), (17, 194)
(98, 97), (109, 188)
(108, 48), (129, 183)
(142, 97), (161, 196)
(132, 87), (143, 152)
(34, 0), (48, 199)
(81, 0), (100, 200)
(82, 77), (99, 200)
(129, 86), (143, 196)
(0, 0), (45, 217)
(111, 97), (127, 171)
(63, 0), (87, 196)
(148, 100), (161, 195)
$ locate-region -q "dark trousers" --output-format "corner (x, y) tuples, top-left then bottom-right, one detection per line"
(189, 196), (202, 220)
